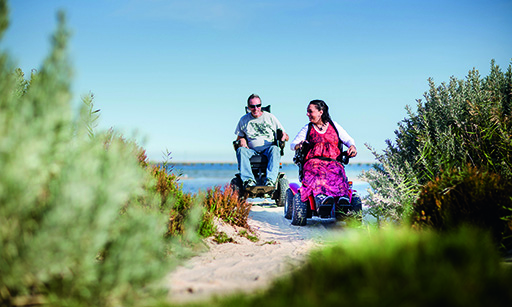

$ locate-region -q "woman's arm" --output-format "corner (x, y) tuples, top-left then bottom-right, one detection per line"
(290, 124), (309, 151)
(333, 122), (355, 148)
(333, 121), (357, 157)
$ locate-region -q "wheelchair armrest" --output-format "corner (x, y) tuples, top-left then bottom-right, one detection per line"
(277, 140), (285, 156)
(338, 151), (350, 165)
(233, 140), (239, 151)
(276, 129), (286, 156)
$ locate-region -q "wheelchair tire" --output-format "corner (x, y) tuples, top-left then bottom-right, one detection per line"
(291, 192), (307, 226)
(351, 194), (362, 213)
(275, 176), (289, 207)
(284, 188), (294, 220)
(230, 176), (244, 199)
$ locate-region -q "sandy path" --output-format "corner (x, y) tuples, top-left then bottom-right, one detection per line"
(164, 204), (342, 304)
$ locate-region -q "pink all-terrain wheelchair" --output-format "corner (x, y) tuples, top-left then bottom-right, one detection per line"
(284, 146), (362, 226)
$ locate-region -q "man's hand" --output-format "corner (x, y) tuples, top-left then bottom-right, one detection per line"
(281, 132), (289, 142)
(347, 145), (357, 157)
(239, 138), (248, 148)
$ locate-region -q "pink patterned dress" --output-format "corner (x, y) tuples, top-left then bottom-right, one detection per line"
(299, 124), (349, 202)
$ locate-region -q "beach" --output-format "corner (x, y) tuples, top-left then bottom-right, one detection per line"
(165, 204), (346, 304)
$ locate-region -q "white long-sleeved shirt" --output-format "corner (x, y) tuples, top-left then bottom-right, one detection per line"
(290, 121), (356, 151)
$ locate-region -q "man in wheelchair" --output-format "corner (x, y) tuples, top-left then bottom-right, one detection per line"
(233, 94), (289, 189)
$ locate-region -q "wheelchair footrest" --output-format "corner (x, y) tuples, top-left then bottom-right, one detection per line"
(318, 204), (333, 218)
(245, 185), (275, 196)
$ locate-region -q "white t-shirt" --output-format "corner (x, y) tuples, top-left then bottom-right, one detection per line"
(234, 112), (285, 152)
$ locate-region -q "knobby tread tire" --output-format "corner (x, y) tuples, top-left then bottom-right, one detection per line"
(291, 192), (307, 226)
(275, 176), (289, 207)
(284, 188), (294, 219)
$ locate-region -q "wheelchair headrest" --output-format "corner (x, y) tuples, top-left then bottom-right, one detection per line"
(245, 105), (271, 113)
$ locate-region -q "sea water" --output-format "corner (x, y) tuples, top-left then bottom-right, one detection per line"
(168, 162), (372, 197)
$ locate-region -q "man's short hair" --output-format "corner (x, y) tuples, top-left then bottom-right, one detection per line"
(247, 93), (261, 105)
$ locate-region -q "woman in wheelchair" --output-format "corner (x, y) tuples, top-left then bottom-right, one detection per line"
(290, 99), (357, 214)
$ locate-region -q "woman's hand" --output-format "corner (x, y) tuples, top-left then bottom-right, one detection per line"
(294, 142), (302, 151)
(348, 145), (357, 157)
(295, 140), (309, 151)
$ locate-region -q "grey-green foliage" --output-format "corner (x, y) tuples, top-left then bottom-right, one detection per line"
(362, 60), (512, 223)
(0, 7), (171, 307)
(79, 92), (101, 138)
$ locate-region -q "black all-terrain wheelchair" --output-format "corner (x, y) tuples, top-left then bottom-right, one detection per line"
(230, 105), (289, 206)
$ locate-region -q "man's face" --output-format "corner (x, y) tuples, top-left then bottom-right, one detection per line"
(248, 97), (263, 118)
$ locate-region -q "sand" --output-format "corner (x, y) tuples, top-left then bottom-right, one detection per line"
(164, 204), (342, 304)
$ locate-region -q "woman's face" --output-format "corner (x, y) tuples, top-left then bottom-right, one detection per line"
(307, 104), (323, 124)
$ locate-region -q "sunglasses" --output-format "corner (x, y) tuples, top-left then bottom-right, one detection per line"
(248, 104), (262, 109)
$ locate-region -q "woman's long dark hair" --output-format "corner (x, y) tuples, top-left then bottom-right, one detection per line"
(309, 99), (332, 124)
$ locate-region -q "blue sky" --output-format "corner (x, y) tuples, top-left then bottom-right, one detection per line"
(2, 0), (511, 163)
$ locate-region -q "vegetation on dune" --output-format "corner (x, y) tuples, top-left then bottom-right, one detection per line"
(0, 10), (172, 306)
(361, 60), (512, 251)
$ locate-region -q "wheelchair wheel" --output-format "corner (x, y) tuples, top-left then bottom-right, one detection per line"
(230, 176), (245, 200)
(284, 188), (294, 220)
(275, 176), (289, 207)
(350, 194), (363, 222)
(351, 194), (362, 213)
(291, 192), (308, 226)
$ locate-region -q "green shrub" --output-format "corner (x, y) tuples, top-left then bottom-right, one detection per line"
(222, 227), (512, 307)
(0, 8), (172, 306)
(362, 60), (512, 224)
(411, 165), (512, 252)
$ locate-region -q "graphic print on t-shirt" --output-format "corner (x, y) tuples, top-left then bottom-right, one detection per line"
(250, 122), (272, 138)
